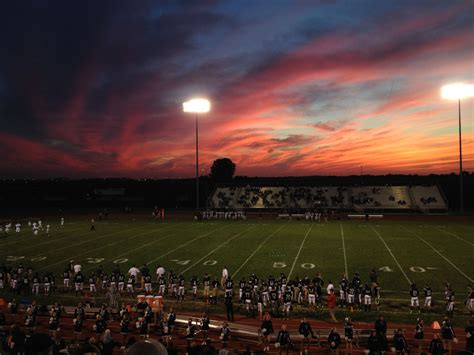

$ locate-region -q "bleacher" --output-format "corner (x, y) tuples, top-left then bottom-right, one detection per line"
(210, 185), (447, 213)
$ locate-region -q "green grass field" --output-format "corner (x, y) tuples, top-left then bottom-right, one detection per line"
(1, 218), (473, 320)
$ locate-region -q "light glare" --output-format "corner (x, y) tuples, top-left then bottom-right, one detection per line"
(183, 98), (211, 113)
(441, 83), (474, 101)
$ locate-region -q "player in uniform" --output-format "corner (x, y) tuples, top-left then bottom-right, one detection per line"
(225, 276), (234, 298)
(89, 273), (97, 294)
(373, 282), (381, 312)
(32, 222), (39, 235)
(144, 273), (152, 294)
(118, 272), (125, 293)
(308, 284), (316, 308)
(243, 284), (253, 316)
(410, 283), (421, 314)
(363, 284), (372, 312)
(283, 287), (293, 320)
(32, 273), (41, 295)
(126, 275), (135, 294)
(190, 275), (199, 301)
(177, 275), (185, 301)
(339, 275), (348, 307)
(423, 284), (433, 311)
(261, 282), (269, 306)
(60, 217), (65, 227)
(202, 273), (211, 303)
(74, 272), (84, 296)
(15, 223), (21, 233)
(347, 283), (355, 312)
(414, 318), (424, 353)
(239, 277), (246, 303)
(90, 218), (96, 231)
(158, 275), (166, 295)
(43, 274), (51, 295)
(445, 288), (455, 318)
(466, 286), (474, 316)
(46, 224), (50, 235)
(62, 268), (70, 290)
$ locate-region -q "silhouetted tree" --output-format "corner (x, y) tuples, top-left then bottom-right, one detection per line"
(210, 158), (236, 182)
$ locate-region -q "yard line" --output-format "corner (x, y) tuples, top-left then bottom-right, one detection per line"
(180, 225), (256, 274)
(82, 224), (196, 273)
(340, 222), (349, 277)
(288, 224), (314, 279)
(437, 228), (474, 247)
(0, 226), (84, 249)
(369, 224), (411, 285)
(146, 224), (229, 265)
(0, 227), (109, 255)
(403, 226), (473, 283)
(233, 224), (286, 278)
(37, 226), (169, 271)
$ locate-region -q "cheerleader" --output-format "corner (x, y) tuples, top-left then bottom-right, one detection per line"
(73, 316), (83, 342)
(344, 317), (354, 354)
(220, 322), (231, 345)
(414, 318), (424, 353)
(24, 309), (36, 330)
(185, 319), (196, 339)
(49, 309), (60, 338)
(94, 314), (106, 335)
(136, 317), (148, 339)
(120, 313), (130, 347)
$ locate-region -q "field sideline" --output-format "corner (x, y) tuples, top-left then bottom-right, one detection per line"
(1, 218), (473, 303)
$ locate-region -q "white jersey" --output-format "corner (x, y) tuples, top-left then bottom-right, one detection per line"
(73, 264), (82, 273)
(156, 266), (165, 277)
(222, 268), (228, 279)
(15, 224), (21, 233)
(128, 267), (140, 277)
(61, 218), (64, 226)
(46, 225), (50, 233)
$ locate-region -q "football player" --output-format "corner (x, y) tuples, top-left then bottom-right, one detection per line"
(410, 283), (421, 314)
(423, 284), (433, 311)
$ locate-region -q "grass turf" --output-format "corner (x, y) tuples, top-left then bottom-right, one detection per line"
(1, 218), (473, 323)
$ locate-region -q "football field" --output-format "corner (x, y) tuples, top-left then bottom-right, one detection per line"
(1, 218), (473, 307)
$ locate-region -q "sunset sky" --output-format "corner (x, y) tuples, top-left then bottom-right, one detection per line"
(0, 0), (473, 178)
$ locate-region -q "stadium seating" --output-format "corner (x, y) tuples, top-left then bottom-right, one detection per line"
(210, 185), (447, 212)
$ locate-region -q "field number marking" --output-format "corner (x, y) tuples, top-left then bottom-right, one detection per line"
(113, 258), (128, 264)
(86, 257), (105, 264)
(203, 260), (217, 266)
(379, 266), (393, 272)
(273, 261), (286, 268)
(171, 259), (191, 265)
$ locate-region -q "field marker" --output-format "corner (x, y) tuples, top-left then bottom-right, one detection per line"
(82, 224), (197, 272)
(146, 224), (229, 265)
(288, 224), (314, 279)
(340, 222), (349, 277)
(403, 227), (473, 283)
(0, 226), (84, 250)
(180, 225), (256, 274)
(233, 224), (286, 277)
(37, 225), (176, 271)
(369, 224), (411, 285)
(436, 228), (474, 247)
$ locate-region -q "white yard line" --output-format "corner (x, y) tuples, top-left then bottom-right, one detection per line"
(340, 222), (349, 277)
(82, 225), (195, 273)
(403, 226), (473, 283)
(180, 225), (255, 274)
(37, 226), (168, 271)
(437, 228), (474, 247)
(288, 224), (314, 279)
(146, 225), (229, 265)
(369, 224), (411, 285)
(233, 224), (286, 278)
(0, 226), (84, 250)
(0, 227), (108, 255)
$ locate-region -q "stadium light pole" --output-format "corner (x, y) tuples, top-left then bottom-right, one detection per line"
(441, 83), (474, 213)
(183, 98), (211, 210)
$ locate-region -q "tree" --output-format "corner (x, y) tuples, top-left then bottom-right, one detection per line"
(210, 158), (236, 182)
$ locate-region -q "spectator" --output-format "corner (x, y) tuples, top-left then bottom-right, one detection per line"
(393, 329), (408, 354)
(465, 320), (474, 353)
(276, 324), (291, 355)
(327, 289), (337, 322)
(125, 339), (168, 355)
(328, 328), (341, 353)
(101, 329), (117, 355)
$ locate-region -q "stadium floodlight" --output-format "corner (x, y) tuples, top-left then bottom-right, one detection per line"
(183, 98), (211, 210)
(441, 83), (474, 213)
(183, 98), (211, 113)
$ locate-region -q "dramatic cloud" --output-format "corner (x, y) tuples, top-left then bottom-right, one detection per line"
(0, 0), (472, 178)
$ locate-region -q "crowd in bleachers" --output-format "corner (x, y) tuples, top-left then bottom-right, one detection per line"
(200, 211), (246, 220)
(420, 196), (438, 205)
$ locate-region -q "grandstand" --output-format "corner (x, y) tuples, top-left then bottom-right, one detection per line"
(209, 185), (448, 213)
